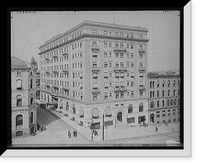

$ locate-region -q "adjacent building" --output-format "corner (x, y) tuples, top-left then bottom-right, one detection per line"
(148, 71), (180, 125)
(11, 57), (38, 138)
(38, 20), (149, 141)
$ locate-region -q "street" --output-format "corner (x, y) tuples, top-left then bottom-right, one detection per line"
(12, 105), (181, 147)
(12, 105), (91, 146)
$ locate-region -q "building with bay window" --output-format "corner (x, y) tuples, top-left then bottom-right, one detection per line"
(38, 20), (149, 141)
(11, 57), (38, 138)
(148, 71), (180, 125)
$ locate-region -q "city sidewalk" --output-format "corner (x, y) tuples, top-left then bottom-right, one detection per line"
(49, 108), (180, 142)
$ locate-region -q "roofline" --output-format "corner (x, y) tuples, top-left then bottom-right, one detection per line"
(39, 20), (148, 49)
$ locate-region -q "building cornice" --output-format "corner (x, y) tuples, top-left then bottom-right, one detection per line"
(39, 20), (148, 49)
(38, 33), (149, 55)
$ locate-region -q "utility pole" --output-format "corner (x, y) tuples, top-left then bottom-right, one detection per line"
(102, 114), (104, 141)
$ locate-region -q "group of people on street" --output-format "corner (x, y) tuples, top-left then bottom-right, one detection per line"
(68, 130), (78, 139)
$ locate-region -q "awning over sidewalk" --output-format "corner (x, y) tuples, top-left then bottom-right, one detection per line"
(47, 101), (58, 105)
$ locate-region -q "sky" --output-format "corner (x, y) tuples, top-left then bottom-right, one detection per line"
(11, 10), (180, 72)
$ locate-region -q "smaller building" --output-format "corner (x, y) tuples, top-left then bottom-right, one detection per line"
(11, 57), (38, 138)
(148, 71), (180, 125)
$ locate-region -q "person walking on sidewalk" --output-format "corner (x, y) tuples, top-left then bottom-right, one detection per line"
(68, 130), (71, 138)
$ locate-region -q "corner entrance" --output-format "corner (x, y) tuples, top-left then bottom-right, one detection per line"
(117, 112), (122, 122)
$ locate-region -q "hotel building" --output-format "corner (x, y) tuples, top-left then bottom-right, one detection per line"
(148, 71), (180, 125)
(38, 21), (149, 141)
(11, 57), (38, 138)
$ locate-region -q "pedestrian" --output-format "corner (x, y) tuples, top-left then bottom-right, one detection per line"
(73, 130), (76, 137)
(155, 127), (158, 132)
(68, 130), (71, 138)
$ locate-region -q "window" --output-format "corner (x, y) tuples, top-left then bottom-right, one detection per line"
(128, 105), (133, 113)
(131, 91), (134, 97)
(104, 62), (108, 68)
(150, 101), (155, 108)
(157, 81), (160, 87)
(173, 89), (176, 96)
(115, 52), (119, 58)
(162, 81), (165, 87)
(157, 91), (159, 97)
(104, 92), (108, 100)
(157, 100), (160, 107)
(173, 80), (176, 87)
(30, 96), (34, 105)
(92, 29), (97, 34)
(16, 79), (22, 90)
(127, 117), (135, 124)
(162, 110), (166, 117)
(156, 111), (160, 118)
(30, 79), (33, 89)
(168, 90), (170, 96)
(167, 80), (171, 87)
(168, 110), (171, 116)
(162, 90), (165, 97)
(93, 54), (98, 58)
(17, 71), (21, 76)
(16, 95), (22, 106)
(139, 104), (144, 112)
(104, 52), (107, 58)
(30, 112), (33, 124)
(16, 114), (23, 126)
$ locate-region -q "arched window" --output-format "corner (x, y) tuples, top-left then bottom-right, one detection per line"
(139, 103), (144, 112)
(16, 95), (22, 106)
(92, 108), (99, 119)
(79, 107), (84, 118)
(150, 91), (152, 98)
(171, 99), (174, 106)
(150, 101), (155, 108)
(17, 71), (21, 76)
(30, 95), (34, 105)
(30, 112), (33, 124)
(30, 79), (33, 89)
(16, 79), (22, 90)
(167, 100), (170, 106)
(105, 106), (112, 117)
(173, 89), (176, 96)
(16, 114), (23, 126)
(72, 104), (76, 114)
(174, 99), (177, 105)
(128, 105), (133, 113)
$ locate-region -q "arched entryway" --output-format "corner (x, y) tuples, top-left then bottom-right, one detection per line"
(117, 112), (122, 122)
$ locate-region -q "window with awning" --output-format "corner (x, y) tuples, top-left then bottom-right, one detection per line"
(16, 79), (22, 90)
(79, 107), (84, 118)
(105, 106), (112, 117)
(92, 108), (99, 119)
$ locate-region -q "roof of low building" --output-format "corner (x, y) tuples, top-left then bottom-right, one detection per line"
(11, 57), (30, 69)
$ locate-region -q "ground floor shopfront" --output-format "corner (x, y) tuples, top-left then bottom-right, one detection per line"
(148, 106), (180, 125)
(40, 91), (149, 141)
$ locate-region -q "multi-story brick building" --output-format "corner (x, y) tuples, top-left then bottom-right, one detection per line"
(38, 21), (149, 141)
(11, 57), (38, 138)
(148, 71), (180, 125)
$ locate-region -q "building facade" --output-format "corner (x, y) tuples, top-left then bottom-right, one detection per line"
(11, 57), (38, 138)
(148, 71), (180, 125)
(38, 21), (149, 141)
(36, 70), (40, 99)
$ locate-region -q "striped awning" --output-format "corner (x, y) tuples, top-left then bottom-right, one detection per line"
(92, 108), (99, 118)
